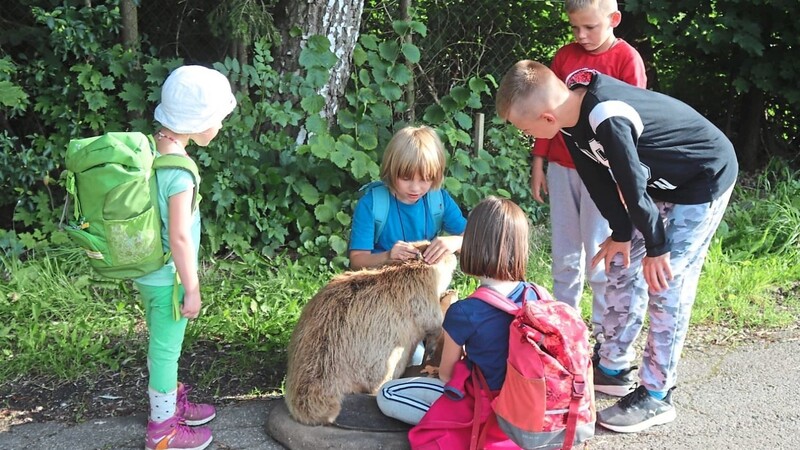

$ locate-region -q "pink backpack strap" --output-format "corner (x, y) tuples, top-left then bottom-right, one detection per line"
(525, 282), (553, 301)
(470, 286), (520, 314)
(471, 282), (552, 314)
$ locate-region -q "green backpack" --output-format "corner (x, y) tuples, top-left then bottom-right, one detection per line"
(62, 132), (200, 280)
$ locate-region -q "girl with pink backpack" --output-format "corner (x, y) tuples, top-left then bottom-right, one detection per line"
(376, 195), (595, 450)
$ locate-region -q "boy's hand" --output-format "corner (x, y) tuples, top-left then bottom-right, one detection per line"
(389, 241), (421, 262)
(592, 237), (630, 273)
(181, 291), (202, 319)
(422, 236), (462, 264)
(643, 253), (673, 293)
(530, 157), (548, 203)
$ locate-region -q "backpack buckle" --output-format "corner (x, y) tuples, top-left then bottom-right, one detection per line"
(572, 376), (585, 399)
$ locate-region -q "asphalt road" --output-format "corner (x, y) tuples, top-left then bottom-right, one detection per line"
(2, 336), (799, 449)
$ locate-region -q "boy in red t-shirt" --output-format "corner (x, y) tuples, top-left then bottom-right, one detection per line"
(531, 0), (646, 356)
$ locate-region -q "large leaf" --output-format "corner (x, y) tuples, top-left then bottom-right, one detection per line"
(356, 122), (379, 150)
(388, 64), (413, 85)
(299, 35), (337, 70)
(378, 41), (400, 62)
(423, 104), (446, 124)
(300, 94), (325, 114)
(401, 43), (421, 64)
(296, 180), (320, 205)
(379, 81), (403, 101)
(0, 81), (28, 108)
(309, 133), (335, 158)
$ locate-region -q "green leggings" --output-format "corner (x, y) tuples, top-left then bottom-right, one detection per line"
(136, 282), (187, 393)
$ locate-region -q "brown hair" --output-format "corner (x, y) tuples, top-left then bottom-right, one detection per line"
(495, 60), (559, 121)
(380, 125), (446, 191)
(460, 196), (529, 281)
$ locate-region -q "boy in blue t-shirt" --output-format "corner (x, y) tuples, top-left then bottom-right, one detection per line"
(348, 125), (467, 270)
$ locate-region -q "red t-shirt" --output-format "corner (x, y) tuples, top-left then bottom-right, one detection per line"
(532, 40), (647, 168)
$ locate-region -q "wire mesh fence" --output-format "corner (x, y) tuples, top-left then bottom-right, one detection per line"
(2, 0), (569, 117)
(364, 0), (569, 116)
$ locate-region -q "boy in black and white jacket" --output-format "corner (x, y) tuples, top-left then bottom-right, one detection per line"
(496, 60), (738, 434)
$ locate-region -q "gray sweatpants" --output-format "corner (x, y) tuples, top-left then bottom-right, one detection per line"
(599, 184), (734, 392)
(547, 163), (610, 337)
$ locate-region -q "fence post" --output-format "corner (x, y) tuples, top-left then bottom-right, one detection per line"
(474, 113), (484, 153)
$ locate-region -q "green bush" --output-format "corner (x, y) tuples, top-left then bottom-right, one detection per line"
(2, 10), (540, 268)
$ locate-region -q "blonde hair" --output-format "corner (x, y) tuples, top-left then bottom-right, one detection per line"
(460, 196), (529, 281)
(380, 125), (446, 191)
(495, 60), (561, 121)
(565, 0), (618, 14)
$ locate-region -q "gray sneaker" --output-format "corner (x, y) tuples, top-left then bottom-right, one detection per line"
(594, 365), (637, 397)
(597, 385), (677, 433)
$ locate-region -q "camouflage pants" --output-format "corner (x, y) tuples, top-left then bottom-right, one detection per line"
(599, 184), (734, 392)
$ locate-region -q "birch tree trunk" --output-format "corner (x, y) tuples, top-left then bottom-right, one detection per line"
(274, 0), (364, 124)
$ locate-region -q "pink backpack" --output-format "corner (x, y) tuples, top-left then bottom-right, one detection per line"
(471, 283), (595, 450)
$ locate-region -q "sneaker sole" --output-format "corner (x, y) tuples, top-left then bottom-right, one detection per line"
(146, 435), (212, 450)
(594, 383), (636, 397)
(184, 412), (216, 426)
(599, 408), (677, 433)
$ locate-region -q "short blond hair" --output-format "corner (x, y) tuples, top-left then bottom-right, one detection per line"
(565, 0), (618, 14)
(380, 125), (446, 191)
(460, 196), (529, 281)
(495, 60), (561, 121)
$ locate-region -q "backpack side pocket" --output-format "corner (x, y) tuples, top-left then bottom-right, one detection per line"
(100, 177), (164, 277)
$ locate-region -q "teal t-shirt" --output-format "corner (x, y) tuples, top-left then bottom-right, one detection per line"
(348, 188), (467, 253)
(134, 166), (201, 286)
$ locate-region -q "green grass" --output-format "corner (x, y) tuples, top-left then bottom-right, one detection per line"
(2, 162), (799, 385)
(694, 241), (799, 327)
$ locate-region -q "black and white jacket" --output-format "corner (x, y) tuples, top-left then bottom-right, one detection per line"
(562, 70), (738, 256)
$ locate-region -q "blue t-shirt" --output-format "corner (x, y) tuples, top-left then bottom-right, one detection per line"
(134, 166), (201, 286)
(443, 282), (542, 390)
(349, 188), (467, 252)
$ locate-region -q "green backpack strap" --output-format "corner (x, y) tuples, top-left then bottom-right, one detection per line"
(151, 152), (201, 321)
(152, 154), (201, 211)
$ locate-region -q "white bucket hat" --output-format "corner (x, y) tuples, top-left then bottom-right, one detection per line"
(154, 65), (237, 134)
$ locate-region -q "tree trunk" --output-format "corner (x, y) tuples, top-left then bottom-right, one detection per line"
(274, 0), (365, 124)
(119, 0), (138, 51)
(119, 0), (141, 123)
(736, 88), (764, 172)
(400, 0), (414, 123)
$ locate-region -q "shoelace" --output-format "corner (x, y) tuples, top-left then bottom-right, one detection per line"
(176, 385), (193, 411)
(617, 385), (647, 408)
(166, 418), (204, 441)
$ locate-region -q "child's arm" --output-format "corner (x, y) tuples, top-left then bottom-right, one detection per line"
(422, 235), (462, 265)
(422, 190), (467, 265)
(168, 189), (201, 319)
(349, 241), (422, 269)
(530, 155), (548, 203)
(437, 331), (463, 384)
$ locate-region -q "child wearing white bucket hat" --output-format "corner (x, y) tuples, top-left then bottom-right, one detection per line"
(136, 65), (236, 450)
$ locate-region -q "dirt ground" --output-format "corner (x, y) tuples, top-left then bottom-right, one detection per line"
(0, 340), (287, 427)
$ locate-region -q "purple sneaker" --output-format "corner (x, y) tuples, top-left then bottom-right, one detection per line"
(145, 415), (212, 450)
(176, 383), (216, 426)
